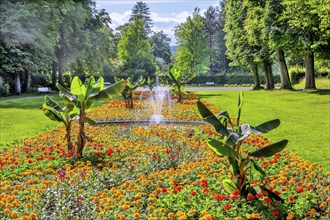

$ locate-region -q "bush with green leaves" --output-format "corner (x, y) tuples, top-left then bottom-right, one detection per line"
(168, 68), (196, 103)
(0, 76), (10, 96)
(197, 93), (288, 202)
(289, 66), (305, 84)
(44, 76), (126, 156)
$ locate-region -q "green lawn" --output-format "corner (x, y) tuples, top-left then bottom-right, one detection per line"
(195, 89), (330, 172)
(0, 96), (109, 148)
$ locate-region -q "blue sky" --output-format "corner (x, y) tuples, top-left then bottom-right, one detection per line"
(95, 0), (220, 45)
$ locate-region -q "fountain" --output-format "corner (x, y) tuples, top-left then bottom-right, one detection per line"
(149, 77), (171, 125)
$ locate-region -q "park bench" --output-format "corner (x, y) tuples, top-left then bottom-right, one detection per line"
(205, 82), (215, 86)
(38, 87), (50, 93)
(104, 82), (111, 86)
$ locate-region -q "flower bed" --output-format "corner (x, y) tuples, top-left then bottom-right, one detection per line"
(0, 100), (329, 219)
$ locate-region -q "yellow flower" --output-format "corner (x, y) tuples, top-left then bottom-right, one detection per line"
(286, 213), (295, 220)
(11, 211), (19, 218)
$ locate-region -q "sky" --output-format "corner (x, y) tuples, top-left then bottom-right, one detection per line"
(95, 0), (220, 45)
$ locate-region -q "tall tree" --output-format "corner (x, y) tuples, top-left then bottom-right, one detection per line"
(224, 0), (261, 89)
(263, 0), (293, 90)
(149, 31), (172, 64)
(174, 9), (208, 75)
(117, 14), (155, 79)
(283, 0), (330, 89)
(203, 5), (219, 64)
(130, 1), (153, 35)
(245, 0), (275, 90)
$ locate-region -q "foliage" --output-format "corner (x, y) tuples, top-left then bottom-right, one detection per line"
(130, 1), (153, 35)
(289, 66), (305, 84)
(114, 76), (145, 108)
(0, 76), (10, 97)
(197, 93), (288, 205)
(174, 12), (209, 75)
(56, 76), (126, 156)
(117, 14), (155, 78)
(41, 96), (77, 151)
(149, 31), (172, 64)
(168, 68), (196, 103)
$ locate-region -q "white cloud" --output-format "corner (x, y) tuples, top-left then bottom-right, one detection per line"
(150, 11), (190, 23)
(109, 11), (131, 29)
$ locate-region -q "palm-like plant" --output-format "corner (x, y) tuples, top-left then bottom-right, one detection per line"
(41, 95), (77, 152)
(168, 68), (195, 103)
(197, 93), (288, 201)
(55, 76), (126, 156)
(114, 76), (145, 108)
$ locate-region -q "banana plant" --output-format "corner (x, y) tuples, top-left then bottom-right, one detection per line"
(57, 76), (126, 156)
(197, 92), (288, 200)
(168, 68), (196, 103)
(114, 76), (145, 108)
(41, 95), (78, 152)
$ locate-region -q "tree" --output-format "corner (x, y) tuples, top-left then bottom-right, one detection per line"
(224, 0), (261, 89)
(264, 0), (293, 90)
(57, 76), (126, 156)
(283, 0), (330, 89)
(174, 10), (208, 75)
(130, 1), (153, 35)
(149, 31), (172, 64)
(117, 14), (155, 79)
(245, 0), (275, 90)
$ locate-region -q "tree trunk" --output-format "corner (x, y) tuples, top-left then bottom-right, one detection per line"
(66, 121), (74, 153)
(263, 59), (274, 90)
(277, 50), (292, 90)
(14, 72), (21, 95)
(56, 25), (65, 86)
(25, 70), (31, 92)
(51, 62), (58, 90)
(76, 109), (86, 157)
(250, 62), (261, 90)
(304, 49), (316, 89)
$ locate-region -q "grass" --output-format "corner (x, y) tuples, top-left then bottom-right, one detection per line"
(0, 95), (109, 147)
(294, 77), (330, 89)
(195, 89), (330, 172)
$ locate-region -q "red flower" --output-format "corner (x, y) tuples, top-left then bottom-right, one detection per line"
(203, 188), (209, 194)
(289, 196), (295, 201)
(200, 179), (208, 187)
(214, 194), (226, 201)
(162, 188), (168, 194)
(224, 204), (232, 210)
(190, 191), (197, 196)
(233, 190), (240, 195)
(106, 149), (113, 156)
(263, 198), (272, 203)
(231, 195), (238, 200)
(272, 211), (279, 217)
(296, 187), (304, 193)
(246, 194), (255, 200)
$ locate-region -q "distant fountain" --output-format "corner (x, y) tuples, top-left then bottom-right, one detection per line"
(149, 77), (171, 125)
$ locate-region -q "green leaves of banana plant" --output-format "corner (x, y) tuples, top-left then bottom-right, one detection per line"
(251, 119), (280, 134)
(208, 139), (239, 157)
(249, 140), (288, 157)
(197, 101), (229, 136)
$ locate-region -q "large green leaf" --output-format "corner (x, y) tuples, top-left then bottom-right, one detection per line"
(86, 77), (104, 101)
(208, 139), (239, 157)
(225, 133), (240, 146)
(93, 80), (126, 101)
(42, 104), (64, 123)
(260, 185), (284, 203)
(228, 157), (239, 175)
(44, 96), (62, 112)
(251, 160), (265, 176)
(217, 111), (233, 126)
(252, 119), (280, 134)
(56, 83), (75, 101)
(223, 179), (238, 194)
(70, 76), (86, 96)
(197, 101), (229, 136)
(249, 140), (288, 157)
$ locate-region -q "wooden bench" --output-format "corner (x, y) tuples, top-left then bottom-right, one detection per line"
(205, 82), (215, 86)
(38, 87), (50, 93)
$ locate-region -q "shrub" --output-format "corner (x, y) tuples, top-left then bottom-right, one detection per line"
(31, 73), (51, 88)
(316, 66), (330, 78)
(0, 76), (10, 97)
(289, 66), (305, 84)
